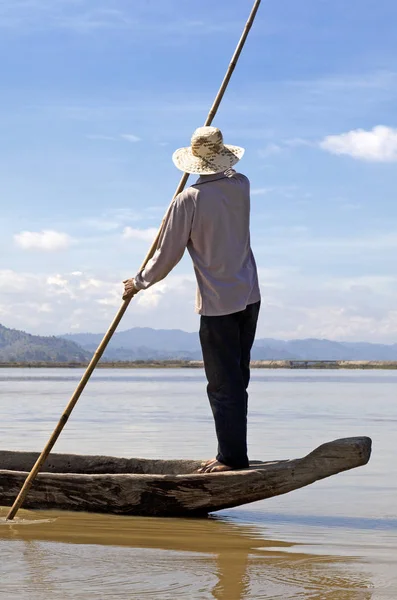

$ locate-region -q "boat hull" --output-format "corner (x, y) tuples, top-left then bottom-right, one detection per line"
(0, 437), (371, 517)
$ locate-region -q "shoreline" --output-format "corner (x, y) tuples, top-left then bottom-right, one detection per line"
(1, 360), (397, 369)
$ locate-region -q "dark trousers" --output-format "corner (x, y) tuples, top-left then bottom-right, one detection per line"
(199, 301), (260, 469)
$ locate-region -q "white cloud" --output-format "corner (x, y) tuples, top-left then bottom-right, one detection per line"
(256, 269), (397, 342)
(0, 270), (122, 333)
(47, 274), (68, 287)
(253, 230), (397, 255)
(120, 134), (141, 143)
(0, 270), (34, 292)
(284, 137), (313, 148)
(97, 294), (121, 308)
(320, 125), (397, 162)
(79, 278), (102, 290)
(0, 2), (242, 38)
(0, 268), (197, 334)
(37, 303), (52, 313)
(323, 275), (396, 293)
(1, 267), (397, 342)
(84, 209), (145, 232)
(258, 143), (282, 158)
(250, 185), (300, 199)
(14, 230), (72, 251)
(87, 133), (141, 143)
(0, 3), (133, 32)
(46, 274), (76, 299)
(251, 187), (274, 196)
(122, 227), (158, 242)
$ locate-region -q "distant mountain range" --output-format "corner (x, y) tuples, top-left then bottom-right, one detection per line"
(62, 327), (397, 361)
(0, 324), (89, 363)
(2, 322), (397, 363)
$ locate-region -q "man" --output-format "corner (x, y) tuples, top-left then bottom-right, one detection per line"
(123, 126), (261, 473)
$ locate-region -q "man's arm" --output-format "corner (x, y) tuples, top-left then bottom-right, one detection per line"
(123, 191), (195, 299)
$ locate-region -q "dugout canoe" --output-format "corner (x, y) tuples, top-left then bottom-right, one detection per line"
(0, 437), (371, 517)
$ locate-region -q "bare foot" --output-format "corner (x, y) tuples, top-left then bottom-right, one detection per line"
(197, 459), (233, 473)
(199, 458), (216, 469)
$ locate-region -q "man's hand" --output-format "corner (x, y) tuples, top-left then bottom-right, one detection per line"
(122, 278), (139, 301)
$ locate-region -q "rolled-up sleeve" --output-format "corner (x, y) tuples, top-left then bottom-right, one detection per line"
(134, 190), (195, 290)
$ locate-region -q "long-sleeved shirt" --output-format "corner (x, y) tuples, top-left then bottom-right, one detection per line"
(134, 170), (261, 316)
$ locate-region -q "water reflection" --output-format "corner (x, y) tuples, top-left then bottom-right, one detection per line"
(0, 508), (373, 599)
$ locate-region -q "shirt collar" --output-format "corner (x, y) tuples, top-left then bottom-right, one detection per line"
(194, 172), (228, 186)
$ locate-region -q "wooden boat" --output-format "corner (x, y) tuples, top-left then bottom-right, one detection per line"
(0, 436), (371, 517)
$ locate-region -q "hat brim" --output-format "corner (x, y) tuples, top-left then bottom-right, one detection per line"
(172, 144), (245, 175)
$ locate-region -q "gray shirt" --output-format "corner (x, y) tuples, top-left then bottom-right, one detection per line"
(134, 170), (261, 316)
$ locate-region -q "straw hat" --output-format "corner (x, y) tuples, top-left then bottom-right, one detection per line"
(172, 126), (245, 175)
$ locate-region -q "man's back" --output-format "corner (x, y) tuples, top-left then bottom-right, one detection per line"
(186, 171), (260, 315)
(133, 170), (260, 316)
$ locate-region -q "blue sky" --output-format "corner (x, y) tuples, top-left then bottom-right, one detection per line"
(1, 0), (397, 341)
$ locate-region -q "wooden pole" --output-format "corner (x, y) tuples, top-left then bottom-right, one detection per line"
(6, 0), (261, 521)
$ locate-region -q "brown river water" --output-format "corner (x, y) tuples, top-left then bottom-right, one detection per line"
(0, 368), (396, 599)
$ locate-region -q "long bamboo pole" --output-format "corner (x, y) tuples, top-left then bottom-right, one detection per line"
(6, 0), (261, 521)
